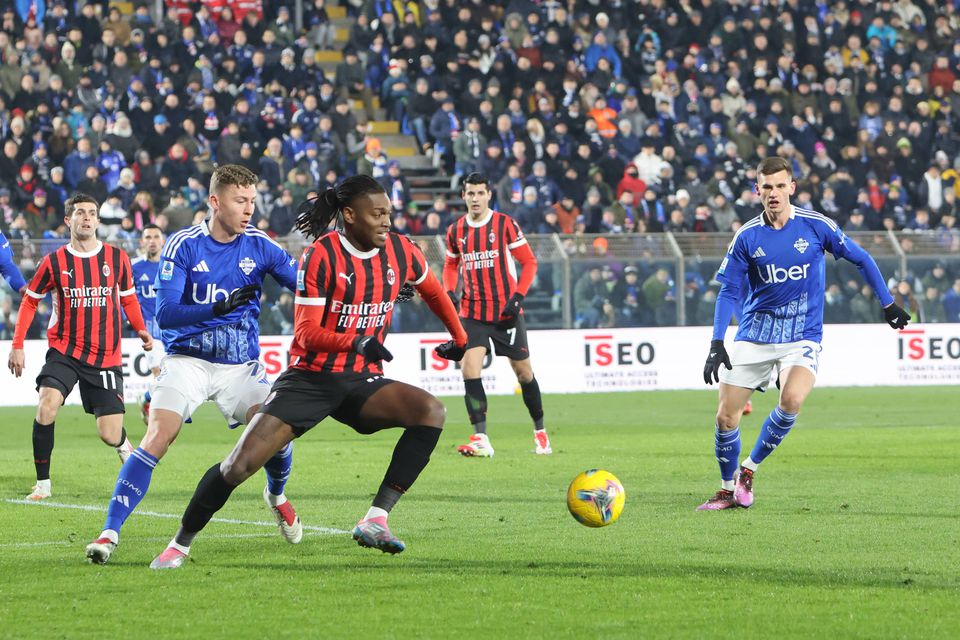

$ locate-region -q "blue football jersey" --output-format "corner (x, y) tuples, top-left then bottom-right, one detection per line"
(131, 256), (160, 338)
(0, 231), (26, 292)
(717, 207), (858, 344)
(156, 221), (298, 364)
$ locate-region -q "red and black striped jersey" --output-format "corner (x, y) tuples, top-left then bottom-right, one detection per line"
(445, 210), (529, 323)
(25, 242), (136, 368)
(291, 231), (428, 374)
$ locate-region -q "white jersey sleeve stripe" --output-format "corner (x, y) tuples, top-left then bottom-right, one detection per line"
(245, 227), (285, 250)
(794, 209), (839, 231)
(507, 237), (528, 250)
(295, 296), (326, 306)
(119, 288), (136, 297)
(25, 288), (44, 299)
(162, 226), (204, 259)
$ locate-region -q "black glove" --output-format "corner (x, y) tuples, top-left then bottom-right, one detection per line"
(213, 284), (259, 316)
(396, 282), (415, 303)
(447, 290), (460, 310)
(703, 339), (732, 385)
(354, 335), (393, 362)
(883, 302), (910, 330)
(496, 292), (524, 329)
(434, 340), (466, 362)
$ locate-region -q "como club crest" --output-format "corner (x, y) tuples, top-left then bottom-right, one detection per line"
(386, 267), (396, 285)
(239, 256), (257, 275)
(794, 237), (809, 254)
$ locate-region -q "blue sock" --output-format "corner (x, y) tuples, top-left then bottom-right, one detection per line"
(103, 448), (158, 534)
(750, 407), (798, 465)
(143, 390), (151, 402)
(715, 425), (741, 483)
(263, 442), (293, 496)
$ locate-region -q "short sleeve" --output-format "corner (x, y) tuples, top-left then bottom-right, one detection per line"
(118, 251), (136, 296)
(445, 223), (460, 258)
(402, 237), (428, 285)
(505, 216), (527, 249)
(25, 255), (55, 299)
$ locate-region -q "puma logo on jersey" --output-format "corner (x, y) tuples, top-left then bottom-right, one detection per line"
(61, 269), (73, 278)
(338, 272), (355, 285)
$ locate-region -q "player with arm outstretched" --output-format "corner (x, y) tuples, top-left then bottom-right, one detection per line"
(443, 172), (550, 458)
(131, 224), (164, 423)
(9, 194), (152, 501)
(698, 157), (910, 510)
(85, 165), (301, 564)
(148, 175), (467, 569)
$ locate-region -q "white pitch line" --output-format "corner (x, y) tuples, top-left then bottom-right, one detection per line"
(0, 532), (312, 549)
(3, 498), (350, 535)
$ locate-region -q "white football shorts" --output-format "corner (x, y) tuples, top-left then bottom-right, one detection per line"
(145, 340), (167, 371)
(718, 339), (822, 391)
(150, 355), (271, 425)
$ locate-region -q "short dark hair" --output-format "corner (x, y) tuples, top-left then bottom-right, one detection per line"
(142, 223), (163, 234)
(64, 193), (99, 215)
(210, 164), (258, 194)
(757, 156), (792, 178)
(460, 172), (490, 194)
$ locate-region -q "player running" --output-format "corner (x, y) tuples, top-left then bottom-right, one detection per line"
(148, 174), (467, 569)
(9, 194), (152, 501)
(85, 165), (300, 564)
(131, 224), (164, 422)
(444, 172), (550, 458)
(698, 157), (910, 510)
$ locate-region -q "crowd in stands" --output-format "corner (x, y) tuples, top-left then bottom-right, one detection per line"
(0, 0), (957, 337)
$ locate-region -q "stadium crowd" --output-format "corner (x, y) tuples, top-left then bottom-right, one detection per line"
(0, 0), (957, 338)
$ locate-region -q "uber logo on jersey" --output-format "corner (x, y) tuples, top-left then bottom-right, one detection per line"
(239, 256), (257, 275)
(758, 262), (810, 284)
(160, 260), (175, 281)
(192, 283), (238, 303)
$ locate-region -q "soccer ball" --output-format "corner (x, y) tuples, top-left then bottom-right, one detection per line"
(566, 469), (625, 527)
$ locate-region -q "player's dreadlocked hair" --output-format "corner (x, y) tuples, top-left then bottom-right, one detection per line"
(295, 174), (386, 240)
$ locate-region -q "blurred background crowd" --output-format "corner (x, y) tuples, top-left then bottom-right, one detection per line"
(0, 0), (957, 340)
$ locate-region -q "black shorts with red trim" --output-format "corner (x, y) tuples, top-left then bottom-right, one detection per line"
(260, 367), (395, 436)
(462, 316), (530, 361)
(36, 348), (125, 417)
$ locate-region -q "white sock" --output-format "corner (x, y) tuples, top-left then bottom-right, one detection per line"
(741, 457), (758, 472)
(99, 529), (119, 544)
(721, 480), (735, 492)
(168, 540), (190, 555)
(265, 491), (287, 507)
(35, 479), (51, 490)
(363, 506), (389, 521)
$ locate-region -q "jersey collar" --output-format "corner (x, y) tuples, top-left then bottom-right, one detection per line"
(338, 232), (379, 258)
(762, 205), (796, 227)
(466, 209), (494, 228)
(66, 241), (103, 258)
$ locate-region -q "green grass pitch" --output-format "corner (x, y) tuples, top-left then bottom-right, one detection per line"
(0, 387), (957, 639)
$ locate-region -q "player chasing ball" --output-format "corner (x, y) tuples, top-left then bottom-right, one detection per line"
(698, 157), (910, 510)
(147, 174), (467, 569)
(85, 165), (302, 564)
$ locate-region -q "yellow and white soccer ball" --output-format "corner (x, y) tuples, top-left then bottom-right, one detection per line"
(566, 469), (625, 527)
